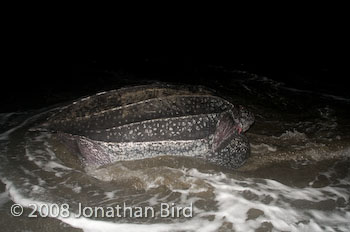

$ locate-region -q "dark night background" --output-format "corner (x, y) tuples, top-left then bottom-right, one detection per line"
(2, 51), (347, 113)
(1, 18), (348, 113)
(1, 3), (348, 113)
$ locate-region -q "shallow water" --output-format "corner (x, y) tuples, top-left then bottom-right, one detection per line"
(1, 68), (350, 231)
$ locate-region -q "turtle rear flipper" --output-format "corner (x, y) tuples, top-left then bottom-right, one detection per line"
(58, 132), (111, 168)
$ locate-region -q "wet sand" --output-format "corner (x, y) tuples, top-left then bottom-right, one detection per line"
(0, 181), (83, 232)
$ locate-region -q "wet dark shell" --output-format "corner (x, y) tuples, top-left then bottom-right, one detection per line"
(43, 84), (254, 169)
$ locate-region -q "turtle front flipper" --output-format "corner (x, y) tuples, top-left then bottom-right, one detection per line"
(209, 134), (250, 169)
(208, 112), (250, 169)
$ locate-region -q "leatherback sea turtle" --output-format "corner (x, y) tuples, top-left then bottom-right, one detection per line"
(39, 84), (254, 169)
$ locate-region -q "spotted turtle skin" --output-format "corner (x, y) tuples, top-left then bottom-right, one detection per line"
(41, 84), (254, 169)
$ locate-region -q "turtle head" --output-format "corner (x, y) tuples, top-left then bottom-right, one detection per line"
(231, 105), (254, 133)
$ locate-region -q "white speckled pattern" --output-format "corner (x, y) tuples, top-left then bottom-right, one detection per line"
(43, 84), (254, 169)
